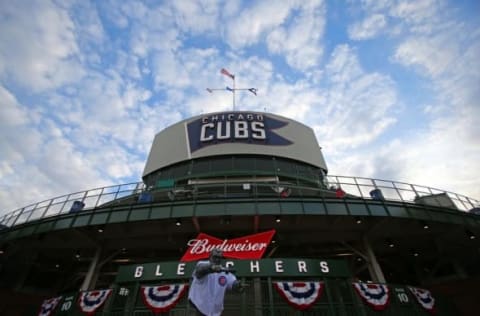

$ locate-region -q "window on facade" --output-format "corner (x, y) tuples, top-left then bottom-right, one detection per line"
(192, 159), (210, 175)
(255, 156), (273, 172)
(212, 157), (232, 172)
(276, 159), (296, 174)
(171, 163), (190, 178)
(233, 156), (255, 171)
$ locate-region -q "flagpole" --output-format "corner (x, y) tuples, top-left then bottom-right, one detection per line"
(207, 68), (257, 111)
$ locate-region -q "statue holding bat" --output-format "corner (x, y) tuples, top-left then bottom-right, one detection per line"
(188, 248), (247, 316)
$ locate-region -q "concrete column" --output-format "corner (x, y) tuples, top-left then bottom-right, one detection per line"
(80, 247), (102, 291)
(363, 236), (386, 283)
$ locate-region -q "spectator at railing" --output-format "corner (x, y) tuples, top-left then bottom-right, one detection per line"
(335, 187), (346, 198)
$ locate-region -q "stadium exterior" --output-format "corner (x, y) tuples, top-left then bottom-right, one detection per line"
(0, 111), (479, 315)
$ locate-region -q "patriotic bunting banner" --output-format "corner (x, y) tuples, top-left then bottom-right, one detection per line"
(409, 286), (436, 314)
(141, 284), (188, 314)
(79, 289), (112, 315)
(38, 296), (62, 316)
(273, 281), (324, 311)
(352, 282), (390, 311)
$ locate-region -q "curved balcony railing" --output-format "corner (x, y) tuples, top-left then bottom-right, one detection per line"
(0, 175), (478, 230)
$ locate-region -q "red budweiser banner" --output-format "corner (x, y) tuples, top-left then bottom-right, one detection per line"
(180, 230), (276, 262)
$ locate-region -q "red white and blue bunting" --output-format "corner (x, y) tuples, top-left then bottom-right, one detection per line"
(273, 281), (324, 310)
(409, 286), (436, 314)
(78, 289), (112, 315)
(352, 282), (390, 311)
(38, 296), (62, 316)
(141, 284), (188, 314)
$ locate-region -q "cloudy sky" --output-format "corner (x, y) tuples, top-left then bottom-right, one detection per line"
(1, 0), (479, 216)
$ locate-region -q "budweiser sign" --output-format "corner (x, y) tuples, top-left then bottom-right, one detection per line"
(180, 230), (276, 262)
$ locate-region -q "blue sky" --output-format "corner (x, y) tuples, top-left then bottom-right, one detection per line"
(0, 0), (479, 215)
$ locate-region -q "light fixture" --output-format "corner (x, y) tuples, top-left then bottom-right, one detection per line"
(97, 225), (105, 233)
(355, 217), (362, 224)
(271, 239), (276, 244)
(175, 218), (182, 226)
(421, 221), (429, 229)
(466, 229), (476, 240)
(386, 238), (395, 248)
(55, 264), (60, 268)
(275, 216), (281, 223)
(75, 252), (81, 259)
(112, 258), (132, 263)
(411, 249), (419, 257)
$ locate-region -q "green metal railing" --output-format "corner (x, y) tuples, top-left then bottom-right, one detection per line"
(1, 175), (478, 229)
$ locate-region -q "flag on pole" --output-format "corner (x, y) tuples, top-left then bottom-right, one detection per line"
(226, 86), (234, 92)
(221, 68), (235, 79)
(248, 88), (257, 96)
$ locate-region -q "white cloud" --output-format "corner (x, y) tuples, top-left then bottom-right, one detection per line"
(366, 111), (480, 200)
(0, 84), (106, 213)
(0, 0), (84, 91)
(348, 14), (387, 40)
(311, 44), (398, 154)
(393, 35), (458, 77)
(170, 0), (220, 33)
(341, 0), (480, 200)
(390, 0), (440, 27)
(225, 1), (292, 48)
(0, 86), (29, 127)
(266, 1), (326, 70)
(224, 0), (326, 70)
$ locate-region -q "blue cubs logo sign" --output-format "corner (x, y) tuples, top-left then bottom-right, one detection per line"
(187, 112), (293, 153)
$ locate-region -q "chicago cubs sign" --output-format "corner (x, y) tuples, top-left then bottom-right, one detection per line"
(186, 112), (292, 153)
(143, 111), (328, 177)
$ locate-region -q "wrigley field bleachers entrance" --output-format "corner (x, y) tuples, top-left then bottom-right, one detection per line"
(41, 258), (457, 315)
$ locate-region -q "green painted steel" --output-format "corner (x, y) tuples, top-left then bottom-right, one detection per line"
(2, 174), (479, 232)
(1, 197), (478, 243)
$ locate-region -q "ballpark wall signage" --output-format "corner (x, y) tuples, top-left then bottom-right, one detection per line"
(115, 258), (351, 283)
(180, 230), (276, 262)
(186, 113), (292, 153)
(143, 111), (328, 177)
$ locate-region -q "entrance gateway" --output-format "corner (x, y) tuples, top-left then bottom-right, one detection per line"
(47, 258), (443, 315)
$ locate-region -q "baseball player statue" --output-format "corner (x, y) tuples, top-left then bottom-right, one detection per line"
(188, 248), (246, 316)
